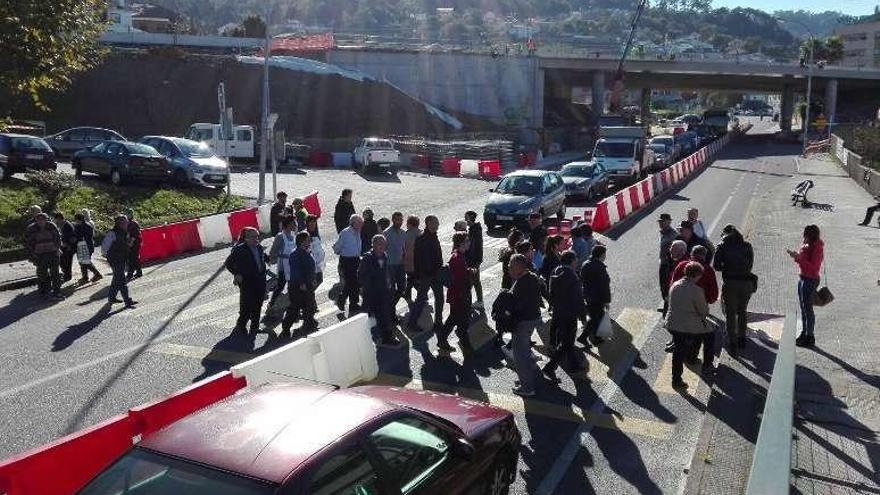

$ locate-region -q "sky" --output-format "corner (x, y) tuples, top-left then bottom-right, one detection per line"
(712, 0), (877, 15)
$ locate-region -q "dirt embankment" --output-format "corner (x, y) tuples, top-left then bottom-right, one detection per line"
(35, 51), (487, 140)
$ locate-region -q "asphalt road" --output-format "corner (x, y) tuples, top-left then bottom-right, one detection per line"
(0, 118), (794, 493)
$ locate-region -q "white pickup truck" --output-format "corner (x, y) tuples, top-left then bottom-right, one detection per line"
(352, 138), (400, 173)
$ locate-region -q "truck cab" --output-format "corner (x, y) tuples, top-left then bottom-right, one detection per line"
(352, 138), (400, 173)
(591, 127), (653, 184)
(188, 123), (255, 162)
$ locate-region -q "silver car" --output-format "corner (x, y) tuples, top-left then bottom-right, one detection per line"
(44, 127), (126, 159)
(560, 161), (609, 200)
(140, 136), (229, 188)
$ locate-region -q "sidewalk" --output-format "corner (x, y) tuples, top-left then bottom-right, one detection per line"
(0, 261), (38, 291)
(685, 155), (879, 493)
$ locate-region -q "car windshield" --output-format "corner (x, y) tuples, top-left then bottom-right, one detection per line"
(125, 143), (160, 156)
(79, 448), (275, 495)
(11, 137), (51, 151)
(495, 176), (540, 195)
(594, 142), (634, 158)
(175, 140), (214, 158)
(649, 144), (667, 153)
(560, 165), (594, 177)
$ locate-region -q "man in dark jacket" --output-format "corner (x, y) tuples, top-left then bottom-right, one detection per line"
(334, 189), (356, 233)
(359, 235), (400, 348)
(224, 227), (267, 335)
(544, 250), (587, 378)
(126, 212), (143, 280)
(657, 213), (678, 315)
(409, 215), (444, 333)
(712, 224), (754, 351)
(360, 208), (378, 255)
(465, 211), (484, 308)
(676, 220), (713, 265)
(579, 245), (611, 346)
(103, 215), (136, 307)
(508, 254), (546, 397)
(281, 231), (318, 338)
(524, 212), (547, 250)
(269, 191), (288, 236)
(26, 213), (63, 299)
(53, 212), (76, 283)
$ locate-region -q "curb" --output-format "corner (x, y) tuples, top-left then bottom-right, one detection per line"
(0, 276), (38, 292)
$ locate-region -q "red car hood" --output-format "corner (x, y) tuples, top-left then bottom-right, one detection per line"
(353, 385), (511, 438)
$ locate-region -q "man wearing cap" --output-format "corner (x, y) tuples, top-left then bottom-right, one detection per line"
(26, 213), (63, 299)
(657, 213), (678, 316)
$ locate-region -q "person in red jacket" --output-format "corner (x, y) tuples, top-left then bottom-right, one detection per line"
(440, 232), (472, 353)
(787, 224), (824, 347)
(670, 245), (718, 304)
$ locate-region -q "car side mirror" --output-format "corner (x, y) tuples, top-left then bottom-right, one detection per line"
(451, 437), (475, 459)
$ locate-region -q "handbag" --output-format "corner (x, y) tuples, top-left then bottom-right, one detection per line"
(76, 240), (92, 265)
(810, 264), (834, 307)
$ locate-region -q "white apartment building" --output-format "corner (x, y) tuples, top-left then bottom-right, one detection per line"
(836, 20), (880, 68)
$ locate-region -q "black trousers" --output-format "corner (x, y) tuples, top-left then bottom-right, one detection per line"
(79, 262), (101, 279)
(237, 281), (266, 331)
(659, 263), (672, 313)
(441, 300), (470, 346)
(127, 243), (142, 278)
(409, 276), (444, 328)
(546, 316), (581, 372)
(60, 248), (74, 281)
(862, 204), (879, 224)
(671, 331), (715, 382)
(337, 257), (360, 308)
(469, 265), (483, 303)
(269, 269), (287, 306)
(367, 294), (394, 342)
(583, 303), (605, 339)
(283, 285), (317, 331)
(35, 253), (61, 294)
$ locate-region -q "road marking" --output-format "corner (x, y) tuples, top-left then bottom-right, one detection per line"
(706, 194), (735, 239)
(653, 355), (705, 395)
(151, 342), (253, 364)
(535, 308), (660, 495)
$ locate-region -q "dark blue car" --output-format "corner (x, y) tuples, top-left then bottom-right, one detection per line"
(73, 141), (169, 186)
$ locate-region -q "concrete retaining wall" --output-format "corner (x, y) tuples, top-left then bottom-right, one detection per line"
(831, 134), (880, 197)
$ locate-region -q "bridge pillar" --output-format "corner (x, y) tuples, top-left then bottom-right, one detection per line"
(824, 78), (838, 126)
(592, 71), (606, 117)
(640, 88), (651, 126)
(529, 64), (545, 131)
(780, 84), (794, 133)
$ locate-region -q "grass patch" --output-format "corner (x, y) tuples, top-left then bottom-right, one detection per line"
(0, 178), (245, 259)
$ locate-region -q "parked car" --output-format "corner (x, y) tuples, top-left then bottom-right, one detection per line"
(648, 143), (671, 170)
(674, 132), (695, 156)
(353, 138), (401, 173)
(43, 127), (125, 159)
(560, 161), (609, 200)
(140, 136), (229, 188)
(484, 169), (566, 229)
(649, 136), (680, 162)
(0, 134), (56, 181)
(78, 382), (520, 495)
(72, 141), (168, 186)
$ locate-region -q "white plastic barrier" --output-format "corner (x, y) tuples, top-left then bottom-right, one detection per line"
(230, 314), (376, 389)
(308, 314), (378, 387)
(198, 213), (233, 248)
(257, 203), (273, 235)
(231, 338), (323, 387)
(459, 159), (480, 177)
(332, 153), (353, 168)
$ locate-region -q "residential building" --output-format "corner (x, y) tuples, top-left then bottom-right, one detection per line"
(836, 20), (880, 68)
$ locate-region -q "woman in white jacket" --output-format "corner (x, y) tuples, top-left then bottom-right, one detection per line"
(306, 214), (326, 287)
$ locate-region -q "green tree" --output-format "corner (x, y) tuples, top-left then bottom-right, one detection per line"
(0, 0), (107, 113)
(801, 35), (844, 64)
(241, 15), (266, 38)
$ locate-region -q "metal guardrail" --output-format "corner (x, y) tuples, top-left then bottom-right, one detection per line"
(745, 314), (798, 495)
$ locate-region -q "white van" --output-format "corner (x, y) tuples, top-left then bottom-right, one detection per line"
(188, 123), (255, 162)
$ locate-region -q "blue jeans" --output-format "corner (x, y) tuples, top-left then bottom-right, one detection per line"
(798, 276), (820, 336)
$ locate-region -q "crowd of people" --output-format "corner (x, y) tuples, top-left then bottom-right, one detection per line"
(22, 183), (828, 397)
(24, 205), (141, 306)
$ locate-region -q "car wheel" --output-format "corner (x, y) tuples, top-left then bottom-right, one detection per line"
(0, 164), (7, 181)
(485, 455), (512, 495)
(110, 169), (123, 186)
(173, 169), (189, 188)
(72, 161), (82, 178)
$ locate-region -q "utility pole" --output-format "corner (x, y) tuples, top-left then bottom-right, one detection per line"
(803, 38), (814, 156)
(258, 14), (270, 204)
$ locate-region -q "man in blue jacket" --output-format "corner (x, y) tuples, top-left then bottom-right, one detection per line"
(281, 231), (318, 338)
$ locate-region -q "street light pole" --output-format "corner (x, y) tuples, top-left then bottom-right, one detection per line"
(802, 37), (814, 156)
(258, 10), (270, 204)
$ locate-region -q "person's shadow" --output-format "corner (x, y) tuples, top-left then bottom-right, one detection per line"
(52, 303), (118, 351)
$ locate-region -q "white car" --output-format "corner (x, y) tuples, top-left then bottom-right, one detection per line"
(140, 136), (230, 188)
